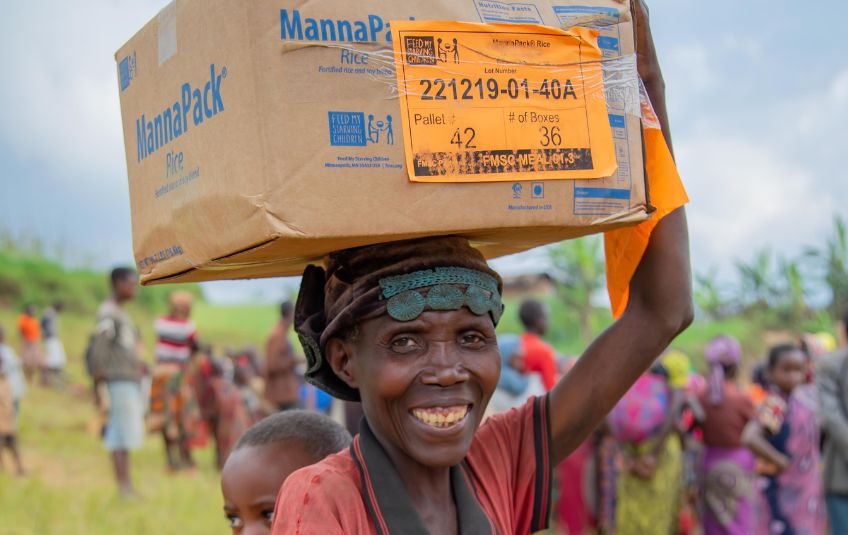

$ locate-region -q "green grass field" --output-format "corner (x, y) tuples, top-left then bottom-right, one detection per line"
(0, 303), (278, 535)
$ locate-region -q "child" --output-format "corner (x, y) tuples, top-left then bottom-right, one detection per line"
(0, 353), (24, 475)
(221, 410), (352, 534)
(151, 291), (199, 471)
(742, 344), (826, 535)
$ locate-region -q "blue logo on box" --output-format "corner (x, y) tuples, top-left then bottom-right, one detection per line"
(328, 111), (394, 146)
(328, 112), (366, 146)
(531, 182), (545, 199)
(512, 183), (523, 199)
(118, 51), (137, 92)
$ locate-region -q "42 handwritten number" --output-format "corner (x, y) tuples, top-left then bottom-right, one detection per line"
(450, 127), (477, 149)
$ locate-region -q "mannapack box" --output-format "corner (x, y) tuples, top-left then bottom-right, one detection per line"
(115, 0), (649, 284)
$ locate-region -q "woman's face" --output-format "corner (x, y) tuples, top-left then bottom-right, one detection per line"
(341, 308), (500, 468)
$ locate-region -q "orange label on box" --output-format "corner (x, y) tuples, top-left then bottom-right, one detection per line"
(390, 21), (617, 183)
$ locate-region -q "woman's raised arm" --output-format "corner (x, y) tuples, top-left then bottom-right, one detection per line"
(548, 0), (693, 465)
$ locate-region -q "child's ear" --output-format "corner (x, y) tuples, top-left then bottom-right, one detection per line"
(326, 338), (358, 390)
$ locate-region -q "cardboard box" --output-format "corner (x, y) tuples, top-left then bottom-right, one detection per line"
(115, 0), (648, 284)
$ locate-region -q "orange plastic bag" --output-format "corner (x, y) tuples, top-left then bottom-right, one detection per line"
(604, 126), (688, 318)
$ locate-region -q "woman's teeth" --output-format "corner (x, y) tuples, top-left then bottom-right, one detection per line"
(411, 405), (469, 428)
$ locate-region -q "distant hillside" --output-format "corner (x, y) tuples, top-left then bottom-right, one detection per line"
(0, 249), (202, 315)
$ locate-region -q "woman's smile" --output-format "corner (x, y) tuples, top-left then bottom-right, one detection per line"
(410, 404), (471, 429)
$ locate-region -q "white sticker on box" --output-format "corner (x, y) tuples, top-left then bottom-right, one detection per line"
(158, 1), (177, 65)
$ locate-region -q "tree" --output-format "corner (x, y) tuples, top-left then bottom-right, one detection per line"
(547, 236), (605, 343)
(807, 216), (848, 319)
(735, 248), (779, 312)
(694, 268), (732, 320)
(777, 258), (808, 324)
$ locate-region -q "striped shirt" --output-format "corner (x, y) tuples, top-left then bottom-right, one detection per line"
(154, 316), (196, 364)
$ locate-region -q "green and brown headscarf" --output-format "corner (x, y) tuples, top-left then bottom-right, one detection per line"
(295, 236), (503, 401)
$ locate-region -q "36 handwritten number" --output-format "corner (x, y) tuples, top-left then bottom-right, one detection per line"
(540, 126), (562, 147)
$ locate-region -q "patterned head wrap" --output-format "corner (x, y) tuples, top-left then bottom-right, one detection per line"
(704, 335), (742, 405)
(295, 236), (503, 401)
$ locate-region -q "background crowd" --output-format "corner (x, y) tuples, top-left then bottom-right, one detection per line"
(1, 266), (847, 535)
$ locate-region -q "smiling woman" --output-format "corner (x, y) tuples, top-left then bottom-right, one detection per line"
(269, 3), (693, 533)
(275, 237), (557, 535)
(270, 206), (691, 534)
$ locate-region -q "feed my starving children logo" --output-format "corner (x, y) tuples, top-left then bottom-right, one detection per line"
(328, 112), (394, 146)
(402, 35), (461, 65)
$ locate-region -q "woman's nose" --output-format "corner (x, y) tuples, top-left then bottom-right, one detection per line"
(421, 343), (469, 386)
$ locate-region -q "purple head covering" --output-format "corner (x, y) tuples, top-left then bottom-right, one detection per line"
(704, 335), (742, 405)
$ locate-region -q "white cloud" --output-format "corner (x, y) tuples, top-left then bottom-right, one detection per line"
(678, 133), (835, 273)
(0, 1), (166, 185)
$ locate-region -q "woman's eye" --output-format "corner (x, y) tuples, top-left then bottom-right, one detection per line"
(460, 333), (485, 348)
(263, 509), (275, 524)
(390, 336), (420, 353)
(226, 514), (243, 529)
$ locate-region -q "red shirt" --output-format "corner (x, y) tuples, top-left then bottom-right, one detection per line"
(521, 332), (558, 391)
(272, 396), (552, 534)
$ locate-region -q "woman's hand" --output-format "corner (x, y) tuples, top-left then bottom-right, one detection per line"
(620, 0), (674, 153)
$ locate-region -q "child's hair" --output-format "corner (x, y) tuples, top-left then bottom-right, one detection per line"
(767, 343), (799, 370)
(518, 299), (545, 329)
(234, 410), (352, 461)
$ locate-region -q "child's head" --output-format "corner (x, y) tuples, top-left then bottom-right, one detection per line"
(168, 291), (193, 319)
(518, 299), (549, 335)
(221, 410), (352, 534)
(767, 343), (806, 395)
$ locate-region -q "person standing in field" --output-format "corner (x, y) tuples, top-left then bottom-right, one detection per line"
(16, 304), (42, 383)
(518, 298), (559, 392)
(150, 291), (200, 472)
(697, 335), (756, 535)
(263, 301), (299, 411)
(817, 312), (848, 535)
(609, 362), (683, 535)
(0, 326), (26, 418)
(0, 353), (24, 476)
(41, 300), (66, 387)
(88, 267), (146, 497)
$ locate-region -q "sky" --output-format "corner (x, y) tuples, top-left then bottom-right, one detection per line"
(0, 1), (845, 304)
